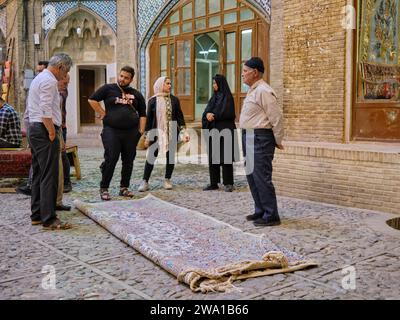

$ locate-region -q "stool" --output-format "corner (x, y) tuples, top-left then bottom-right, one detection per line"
(65, 145), (81, 180)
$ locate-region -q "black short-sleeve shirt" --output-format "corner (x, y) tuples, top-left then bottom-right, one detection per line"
(89, 84), (146, 130)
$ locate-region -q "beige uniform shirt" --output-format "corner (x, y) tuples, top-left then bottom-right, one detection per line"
(239, 79), (284, 146)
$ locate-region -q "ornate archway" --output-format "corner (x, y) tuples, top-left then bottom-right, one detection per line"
(46, 8), (116, 63)
(139, 0), (271, 95)
(140, 0), (271, 120)
(46, 8), (117, 132)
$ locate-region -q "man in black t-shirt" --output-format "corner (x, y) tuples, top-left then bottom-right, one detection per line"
(88, 66), (146, 201)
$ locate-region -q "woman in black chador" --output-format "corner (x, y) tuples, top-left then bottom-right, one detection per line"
(202, 74), (238, 192)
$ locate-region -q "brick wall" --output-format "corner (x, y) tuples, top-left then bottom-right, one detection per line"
(269, 0), (284, 110)
(273, 143), (400, 214)
(116, 0), (137, 85)
(283, 0), (347, 142)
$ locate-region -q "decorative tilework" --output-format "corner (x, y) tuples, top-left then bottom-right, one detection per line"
(256, 0), (271, 17)
(137, 0), (164, 42)
(81, 1), (117, 33)
(0, 8), (6, 38)
(43, 1), (117, 36)
(138, 0), (272, 96)
(43, 1), (78, 34)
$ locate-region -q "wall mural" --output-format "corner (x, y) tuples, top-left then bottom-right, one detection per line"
(359, 0), (400, 101)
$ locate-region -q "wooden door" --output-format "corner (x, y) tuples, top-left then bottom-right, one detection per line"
(174, 35), (194, 120)
(238, 24), (255, 117)
(79, 69), (95, 124)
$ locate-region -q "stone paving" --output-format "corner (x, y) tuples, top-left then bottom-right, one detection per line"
(1, 147), (400, 300)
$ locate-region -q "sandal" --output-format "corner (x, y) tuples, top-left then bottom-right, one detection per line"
(43, 219), (72, 231)
(100, 188), (112, 201)
(31, 220), (42, 226)
(119, 187), (134, 198)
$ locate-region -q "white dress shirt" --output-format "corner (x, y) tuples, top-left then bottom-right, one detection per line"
(27, 69), (61, 126)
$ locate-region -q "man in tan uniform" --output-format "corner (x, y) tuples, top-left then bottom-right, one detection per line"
(240, 57), (284, 227)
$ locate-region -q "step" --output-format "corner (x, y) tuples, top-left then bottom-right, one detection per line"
(79, 125), (103, 134)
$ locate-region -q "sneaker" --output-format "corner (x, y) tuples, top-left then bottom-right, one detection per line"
(16, 185), (31, 196)
(138, 180), (149, 192)
(203, 184), (219, 191)
(224, 184), (234, 192)
(63, 182), (72, 193)
(164, 179), (173, 190)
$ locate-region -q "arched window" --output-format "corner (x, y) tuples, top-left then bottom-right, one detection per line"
(149, 0), (269, 120)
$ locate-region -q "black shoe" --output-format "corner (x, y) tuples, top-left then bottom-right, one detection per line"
(55, 204), (71, 211)
(63, 183), (72, 193)
(253, 217), (281, 227)
(246, 213), (263, 221)
(203, 184), (219, 191)
(16, 185), (31, 196)
(224, 185), (234, 192)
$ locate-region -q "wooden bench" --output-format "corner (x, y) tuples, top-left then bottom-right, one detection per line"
(66, 145), (81, 180)
(0, 148), (32, 178)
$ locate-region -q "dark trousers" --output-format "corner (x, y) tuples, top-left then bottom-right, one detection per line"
(209, 164), (234, 186)
(29, 123), (60, 225)
(143, 147), (175, 182)
(242, 129), (279, 221)
(61, 127), (71, 185)
(100, 126), (140, 189)
(25, 123), (33, 187)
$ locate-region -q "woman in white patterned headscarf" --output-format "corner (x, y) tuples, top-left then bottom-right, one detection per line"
(138, 76), (189, 191)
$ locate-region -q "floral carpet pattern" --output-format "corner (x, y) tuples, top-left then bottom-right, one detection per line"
(74, 195), (317, 293)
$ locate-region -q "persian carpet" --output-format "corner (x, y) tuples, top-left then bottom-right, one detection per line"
(74, 195), (317, 293)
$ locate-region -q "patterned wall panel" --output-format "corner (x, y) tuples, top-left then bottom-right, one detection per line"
(81, 1), (117, 33)
(43, 0), (117, 36)
(0, 8), (6, 38)
(138, 0), (272, 95)
(137, 0), (165, 42)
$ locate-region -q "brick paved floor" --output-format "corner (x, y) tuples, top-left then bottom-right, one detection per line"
(1, 148), (399, 300)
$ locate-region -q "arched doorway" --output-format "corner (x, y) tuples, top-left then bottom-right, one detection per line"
(149, 0), (270, 121)
(46, 8), (116, 134)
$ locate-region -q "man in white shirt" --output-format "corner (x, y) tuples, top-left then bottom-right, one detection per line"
(240, 57), (284, 227)
(27, 53), (73, 230)
(16, 61), (49, 196)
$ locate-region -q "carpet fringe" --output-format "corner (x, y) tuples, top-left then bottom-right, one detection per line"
(178, 251), (318, 293)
